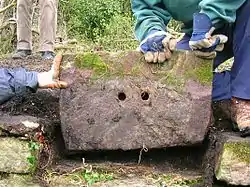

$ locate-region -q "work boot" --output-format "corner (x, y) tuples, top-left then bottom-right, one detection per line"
(12, 50), (32, 59)
(231, 97), (250, 137)
(41, 51), (56, 60)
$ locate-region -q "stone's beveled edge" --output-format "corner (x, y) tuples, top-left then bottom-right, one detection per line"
(61, 50), (213, 89)
(0, 114), (41, 135)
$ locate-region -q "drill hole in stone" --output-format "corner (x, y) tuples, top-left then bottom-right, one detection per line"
(141, 91), (150, 100)
(118, 92), (126, 101)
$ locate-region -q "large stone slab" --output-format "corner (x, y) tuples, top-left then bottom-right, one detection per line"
(215, 133), (250, 186)
(60, 50), (213, 151)
(0, 138), (36, 173)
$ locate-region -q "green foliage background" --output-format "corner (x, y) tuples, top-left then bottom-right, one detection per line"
(0, 0), (182, 54)
(59, 0), (139, 51)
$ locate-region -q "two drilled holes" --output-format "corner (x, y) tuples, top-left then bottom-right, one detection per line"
(118, 91), (149, 101)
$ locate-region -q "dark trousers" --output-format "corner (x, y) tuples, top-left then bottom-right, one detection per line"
(0, 68), (38, 104)
(176, 0), (250, 101)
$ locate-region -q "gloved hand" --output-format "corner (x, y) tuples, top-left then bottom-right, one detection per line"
(38, 54), (68, 89)
(139, 30), (177, 63)
(189, 13), (228, 59)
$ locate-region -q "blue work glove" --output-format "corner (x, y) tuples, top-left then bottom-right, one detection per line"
(139, 30), (177, 63)
(189, 13), (228, 59)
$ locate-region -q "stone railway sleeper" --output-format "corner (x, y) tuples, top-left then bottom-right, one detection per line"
(0, 51), (248, 186)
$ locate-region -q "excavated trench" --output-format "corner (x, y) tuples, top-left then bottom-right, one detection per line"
(0, 55), (245, 187)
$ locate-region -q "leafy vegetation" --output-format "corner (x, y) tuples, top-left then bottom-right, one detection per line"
(27, 141), (40, 173)
(60, 0), (123, 40)
(158, 174), (203, 186)
(78, 169), (113, 186)
(0, 0), (182, 54)
(59, 0), (139, 51)
(44, 166), (114, 186)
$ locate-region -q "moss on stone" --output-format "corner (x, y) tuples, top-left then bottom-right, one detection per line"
(74, 52), (109, 79)
(0, 138), (32, 173)
(156, 71), (185, 92)
(216, 141), (250, 177)
(185, 61), (213, 85)
(151, 173), (203, 186)
(224, 142), (250, 163)
(73, 51), (212, 88)
(27, 141), (40, 173)
(215, 140), (250, 185)
(130, 65), (141, 75)
(74, 52), (148, 80)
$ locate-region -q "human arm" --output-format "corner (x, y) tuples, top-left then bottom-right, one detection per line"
(199, 0), (247, 28)
(0, 55), (67, 105)
(132, 0), (172, 41)
(188, 0), (247, 58)
(132, 0), (176, 63)
(0, 68), (38, 104)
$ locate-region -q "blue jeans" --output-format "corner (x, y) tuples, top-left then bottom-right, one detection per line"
(176, 0), (250, 101)
(0, 68), (38, 104)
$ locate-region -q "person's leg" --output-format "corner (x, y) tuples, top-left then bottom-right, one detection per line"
(177, 30), (233, 127)
(211, 25), (234, 102)
(230, 0), (250, 137)
(13, 0), (32, 59)
(39, 0), (57, 59)
(176, 33), (233, 101)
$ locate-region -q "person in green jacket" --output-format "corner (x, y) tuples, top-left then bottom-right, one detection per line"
(131, 0), (250, 137)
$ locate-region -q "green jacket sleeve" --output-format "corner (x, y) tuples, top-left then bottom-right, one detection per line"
(131, 0), (171, 41)
(199, 0), (247, 28)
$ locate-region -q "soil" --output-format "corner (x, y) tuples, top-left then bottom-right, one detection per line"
(0, 54), (52, 72)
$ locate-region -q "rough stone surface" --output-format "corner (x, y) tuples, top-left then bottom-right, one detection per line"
(60, 50), (213, 151)
(0, 138), (32, 173)
(94, 178), (156, 187)
(215, 133), (250, 186)
(0, 114), (42, 136)
(0, 174), (40, 187)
